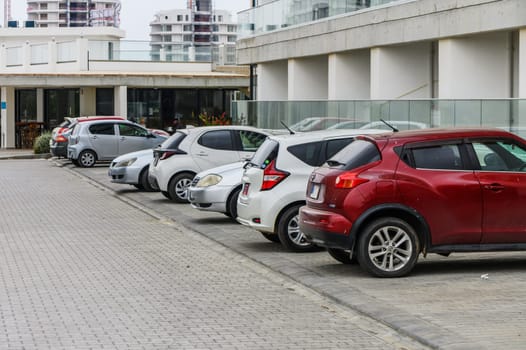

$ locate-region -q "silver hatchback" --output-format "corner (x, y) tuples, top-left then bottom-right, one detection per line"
(68, 120), (167, 167)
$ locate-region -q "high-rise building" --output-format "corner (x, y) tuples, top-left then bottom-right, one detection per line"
(149, 0), (237, 62)
(26, 0), (121, 28)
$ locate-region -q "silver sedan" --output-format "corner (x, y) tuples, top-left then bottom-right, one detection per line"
(187, 161), (245, 218)
(108, 149), (157, 191)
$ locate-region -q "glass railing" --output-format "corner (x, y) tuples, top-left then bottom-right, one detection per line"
(238, 0), (403, 37)
(88, 40), (237, 64)
(231, 99), (526, 138)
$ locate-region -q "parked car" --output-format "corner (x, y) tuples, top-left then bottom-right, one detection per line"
(359, 120), (428, 131)
(108, 148), (157, 191)
(236, 129), (385, 252)
(188, 161), (245, 218)
(50, 116), (125, 158)
(149, 126), (278, 203)
(68, 119), (167, 167)
(289, 117), (349, 132)
(299, 128), (526, 277)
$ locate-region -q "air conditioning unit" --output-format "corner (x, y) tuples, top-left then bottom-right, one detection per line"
(7, 20), (19, 28)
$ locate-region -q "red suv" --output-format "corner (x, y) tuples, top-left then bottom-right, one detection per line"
(299, 128), (526, 277)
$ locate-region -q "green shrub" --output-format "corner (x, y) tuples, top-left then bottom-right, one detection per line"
(33, 131), (52, 154)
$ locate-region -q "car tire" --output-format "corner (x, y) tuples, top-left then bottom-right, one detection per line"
(167, 172), (194, 203)
(133, 184), (144, 190)
(277, 204), (319, 252)
(226, 186), (241, 219)
(139, 167), (154, 192)
(161, 191), (171, 199)
(357, 217), (420, 278)
(78, 150), (97, 167)
(260, 232), (280, 243)
(327, 248), (358, 264)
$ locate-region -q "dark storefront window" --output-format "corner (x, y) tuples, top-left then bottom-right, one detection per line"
(127, 88), (235, 131)
(44, 89), (79, 128)
(15, 89), (37, 122)
(96, 88), (114, 116)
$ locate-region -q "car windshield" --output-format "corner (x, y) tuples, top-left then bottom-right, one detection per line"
(250, 139), (278, 168)
(160, 131), (186, 149)
(326, 139), (381, 170)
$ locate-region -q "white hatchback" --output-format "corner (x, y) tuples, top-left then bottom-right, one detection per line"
(149, 126), (276, 203)
(236, 129), (386, 252)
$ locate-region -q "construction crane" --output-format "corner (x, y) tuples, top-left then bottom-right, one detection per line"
(4, 0), (12, 27)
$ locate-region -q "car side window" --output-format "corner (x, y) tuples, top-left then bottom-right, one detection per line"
(198, 130), (234, 150)
(288, 141), (323, 166)
(119, 124), (148, 137)
(238, 130), (268, 151)
(411, 144), (463, 170)
(472, 140), (526, 172)
(89, 123), (115, 135)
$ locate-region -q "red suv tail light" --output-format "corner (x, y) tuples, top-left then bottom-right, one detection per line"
(334, 172), (369, 189)
(261, 160), (289, 191)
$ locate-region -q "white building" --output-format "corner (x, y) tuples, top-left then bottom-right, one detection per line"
(149, 4), (237, 63)
(26, 0), (121, 28)
(0, 27), (248, 149)
(234, 0), (526, 130)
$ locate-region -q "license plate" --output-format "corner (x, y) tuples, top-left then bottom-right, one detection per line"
(309, 184), (320, 199)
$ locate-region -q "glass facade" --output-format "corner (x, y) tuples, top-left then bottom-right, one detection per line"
(127, 88), (236, 130)
(44, 89), (80, 127)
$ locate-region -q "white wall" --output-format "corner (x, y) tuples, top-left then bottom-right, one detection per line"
(371, 42), (432, 99)
(80, 87), (97, 116)
(288, 56), (328, 100)
(328, 50), (370, 100)
(257, 61), (288, 100)
(1, 87), (15, 148)
(439, 32), (511, 98)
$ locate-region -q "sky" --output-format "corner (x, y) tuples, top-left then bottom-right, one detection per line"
(5, 0), (250, 40)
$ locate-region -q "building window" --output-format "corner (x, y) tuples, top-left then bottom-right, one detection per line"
(40, 14), (48, 20)
(185, 15), (189, 21)
(177, 15), (183, 21)
(183, 24), (192, 31)
(40, 3), (47, 10)
(96, 88), (114, 116)
(227, 25), (236, 32)
(218, 15), (223, 22)
(183, 35), (192, 42)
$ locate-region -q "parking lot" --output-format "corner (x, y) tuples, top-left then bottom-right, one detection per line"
(1, 158), (526, 349)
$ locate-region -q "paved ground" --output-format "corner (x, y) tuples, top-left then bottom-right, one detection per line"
(0, 159), (426, 350)
(70, 160), (526, 350)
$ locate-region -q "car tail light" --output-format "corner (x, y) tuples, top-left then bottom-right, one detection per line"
(69, 136), (79, 145)
(261, 160), (289, 191)
(334, 172), (369, 189)
(55, 134), (68, 142)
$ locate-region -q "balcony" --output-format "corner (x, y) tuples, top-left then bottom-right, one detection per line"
(238, 0), (403, 37)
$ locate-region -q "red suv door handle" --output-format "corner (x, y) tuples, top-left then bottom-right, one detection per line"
(483, 183), (505, 192)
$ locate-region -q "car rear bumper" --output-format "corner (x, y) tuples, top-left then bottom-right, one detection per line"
(299, 206), (354, 249)
(50, 141), (68, 158)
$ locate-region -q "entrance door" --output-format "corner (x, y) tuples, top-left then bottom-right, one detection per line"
(44, 89), (80, 128)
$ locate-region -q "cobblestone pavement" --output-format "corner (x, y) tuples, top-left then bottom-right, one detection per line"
(70, 160), (526, 350)
(0, 159), (427, 350)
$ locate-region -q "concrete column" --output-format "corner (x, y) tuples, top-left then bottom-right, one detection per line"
(439, 32), (511, 99)
(519, 29), (526, 98)
(1, 87), (15, 148)
(328, 50), (370, 100)
(36, 89), (44, 123)
(288, 56), (328, 100)
(77, 37), (89, 71)
(80, 87), (96, 116)
(370, 42), (432, 100)
(257, 61), (288, 100)
(114, 86), (127, 118)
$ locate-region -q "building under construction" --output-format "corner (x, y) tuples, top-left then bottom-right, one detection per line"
(150, 0), (237, 62)
(25, 0), (121, 28)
